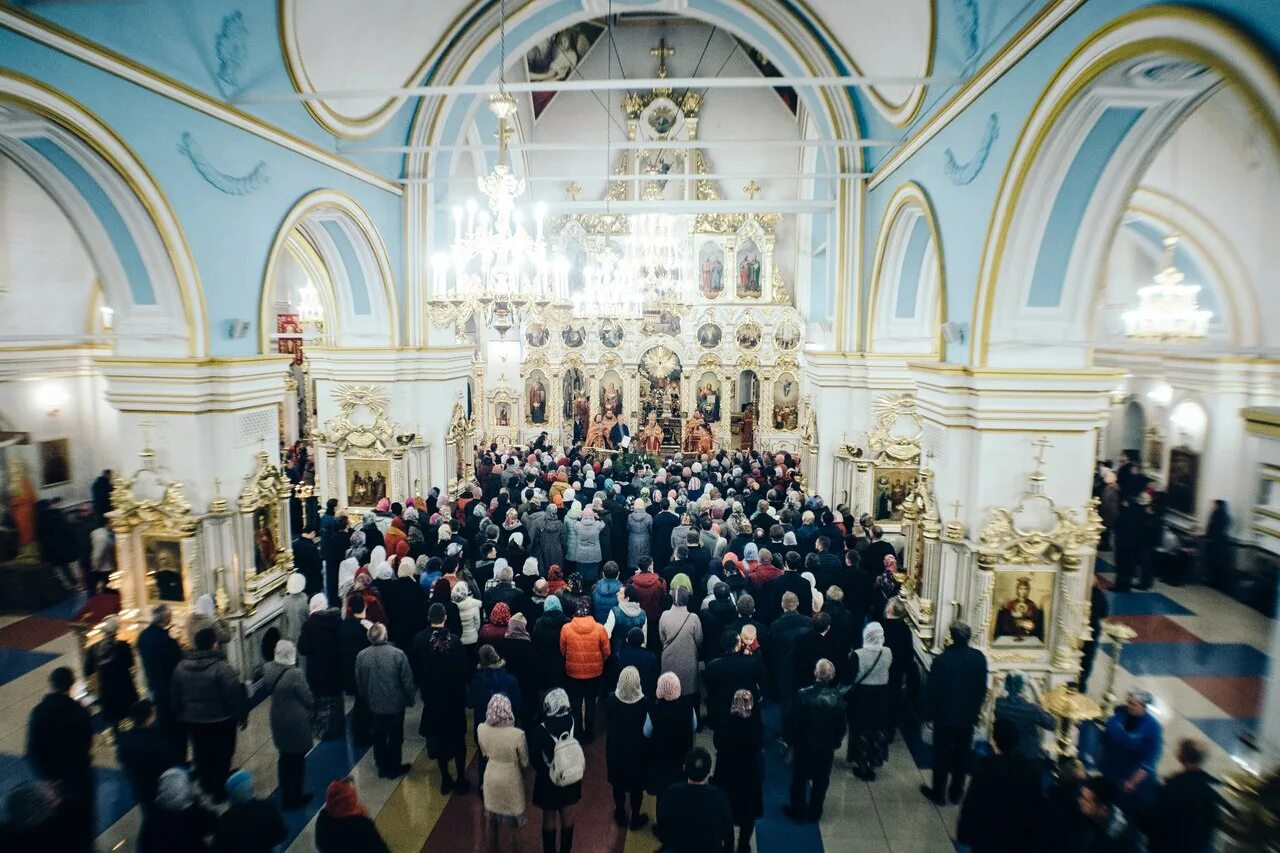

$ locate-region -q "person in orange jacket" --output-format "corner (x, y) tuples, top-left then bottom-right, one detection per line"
(559, 596), (610, 743)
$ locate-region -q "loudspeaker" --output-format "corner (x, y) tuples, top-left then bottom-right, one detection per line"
(940, 321), (967, 344)
(225, 319), (251, 339)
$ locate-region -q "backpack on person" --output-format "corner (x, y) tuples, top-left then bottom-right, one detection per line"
(547, 723), (585, 786)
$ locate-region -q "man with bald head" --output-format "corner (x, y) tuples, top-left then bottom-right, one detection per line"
(783, 657), (847, 823)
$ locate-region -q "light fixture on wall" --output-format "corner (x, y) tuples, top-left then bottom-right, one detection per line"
(35, 381), (68, 416)
(1122, 235), (1211, 341)
(99, 305), (115, 331)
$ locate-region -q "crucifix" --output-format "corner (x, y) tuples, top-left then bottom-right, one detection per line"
(743, 180), (761, 200)
(564, 181), (582, 200)
(950, 499), (962, 522)
(650, 38), (675, 78)
(1031, 436), (1054, 469)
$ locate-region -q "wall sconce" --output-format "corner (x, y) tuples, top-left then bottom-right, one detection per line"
(99, 305), (115, 330)
(35, 381), (69, 416)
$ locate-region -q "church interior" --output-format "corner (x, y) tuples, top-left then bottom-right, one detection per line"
(0, 1), (1278, 851)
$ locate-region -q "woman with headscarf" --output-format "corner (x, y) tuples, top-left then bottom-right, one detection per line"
(279, 572), (309, 646)
(627, 498), (653, 571)
(499, 612), (539, 727)
(139, 768), (217, 852)
(212, 770), (286, 853)
(297, 592), (345, 741)
(415, 555), (442, 591)
(453, 581), (482, 666)
(562, 500), (583, 574)
(315, 777), (389, 852)
(477, 693), (529, 849)
(605, 666), (651, 830)
(359, 512), (384, 555)
(383, 516), (407, 555)
(479, 601), (511, 647)
(644, 672), (697, 796)
(532, 502), (565, 575)
(545, 564), (567, 596)
(260, 639), (314, 809)
(531, 688), (582, 853)
(504, 530), (529, 571)
(187, 593), (231, 647)
(427, 576), (462, 637)
(411, 602), (470, 794)
(497, 507), (525, 550)
(381, 558), (425, 650)
(532, 593), (569, 692)
(659, 587), (703, 705)
(406, 525), (429, 561)
(846, 621), (894, 780)
(872, 553), (902, 618)
(712, 689), (764, 853)
(515, 556), (540, 597)
(92, 614), (138, 731)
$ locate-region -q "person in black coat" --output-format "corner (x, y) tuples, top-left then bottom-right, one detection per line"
(213, 770), (287, 853)
(769, 592), (811, 713)
(383, 569), (425, 649)
(703, 629), (765, 728)
(25, 666), (94, 851)
(921, 620), (989, 805)
(712, 691), (765, 853)
(339, 594), (373, 747)
(315, 778), (390, 853)
(530, 689), (582, 853)
(1148, 738), (1220, 853)
(878, 597), (916, 739)
(615, 627), (659, 700)
(606, 666), (651, 830)
(137, 604), (185, 753)
(651, 502), (681, 571)
(531, 593), (571, 691)
(297, 596), (345, 741)
(861, 526), (896, 582)
(1080, 576), (1109, 692)
(410, 605), (470, 794)
(811, 536), (844, 588)
(90, 616), (139, 731)
(793, 611), (847, 686)
(116, 699), (179, 812)
(759, 552), (814, 621)
(291, 526), (323, 596)
(957, 719), (1043, 853)
(657, 747), (735, 853)
(322, 519), (350, 606)
(784, 659), (846, 823)
(700, 582), (739, 661)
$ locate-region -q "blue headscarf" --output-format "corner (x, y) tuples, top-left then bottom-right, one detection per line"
(226, 770), (254, 805)
(543, 594), (562, 613)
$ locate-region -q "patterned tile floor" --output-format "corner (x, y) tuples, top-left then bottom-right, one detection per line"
(0, 576), (1271, 852)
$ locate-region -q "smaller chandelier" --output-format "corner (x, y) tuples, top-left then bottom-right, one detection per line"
(1122, 235), (1211, 341)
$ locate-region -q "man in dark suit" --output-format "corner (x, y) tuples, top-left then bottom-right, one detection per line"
(609, 418), (631, 450)
(323, 515), (351, 606)
(862, 526), (896, 579)
(812, 536), (844, 586)
(651, 500), (681, 571)
(921, 620), (989, 805)
(1149, 738), (1220, 853)
(137, 603), (185, 755)
(759, 551), (814, 621)
(957, 718), (1043, 853)
(291, 524), (323, 595)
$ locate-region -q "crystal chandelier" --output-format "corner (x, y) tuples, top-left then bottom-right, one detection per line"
(428, 95), (571, 338)
(1122, 235), (1211, 341)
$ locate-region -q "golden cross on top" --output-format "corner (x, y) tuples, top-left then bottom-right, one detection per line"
(743, 180), (761, 200)
(650, 38), (675, 78)
(564, 181), (582, 200)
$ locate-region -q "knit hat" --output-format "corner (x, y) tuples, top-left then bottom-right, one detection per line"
(478, 644), (505, 669)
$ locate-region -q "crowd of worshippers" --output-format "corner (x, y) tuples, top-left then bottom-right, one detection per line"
(6, 445), (1222, 853)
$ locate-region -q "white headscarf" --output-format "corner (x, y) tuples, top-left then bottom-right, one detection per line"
(286, 572), (306, 595)
(195, 594), (216, 618)
(308, 592), (328, 614)
(370, 545), (386, 567)
(543, 687), (570, 716)
(273, 639), (297, 666)
(522, 557), (540, 577)
(338, 558), (358, 592)
(373, 561), (394, 581)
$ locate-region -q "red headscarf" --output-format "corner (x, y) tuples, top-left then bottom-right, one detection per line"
(546, 565), (566, 594)
(390, 516), (405, 531)
(489, 602), (511, 626)
(324, 779), (366, 818)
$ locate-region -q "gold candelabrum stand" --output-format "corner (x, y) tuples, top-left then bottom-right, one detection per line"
(1100, 620), (1138, 718)
(1041, 683), (1104, 761)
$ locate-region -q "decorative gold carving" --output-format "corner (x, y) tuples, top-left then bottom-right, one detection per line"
(977, 498), (1103, 566)
(320, 384), (397, 457)
(447, 399), (477, 499)
(691, 211), (781, 235)
(867, 393), (923, 467)
(239, 449), (293, 609)
(237, 450), (287, 513)
(110, 476), (197, 537)
(770, 266), (790, 305)
(800, 396), (817, 450)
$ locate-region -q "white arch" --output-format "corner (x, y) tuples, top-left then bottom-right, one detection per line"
(258, 189), (401, 353)
(865, 181), (945, 358)
(970, 7), (1280, 367)
(0, 71), (206, 355)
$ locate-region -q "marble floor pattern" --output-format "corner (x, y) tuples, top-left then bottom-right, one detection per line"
(0, 576), (1270, 852)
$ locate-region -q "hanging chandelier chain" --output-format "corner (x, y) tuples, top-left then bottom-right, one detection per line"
(498, 0), (507, 96)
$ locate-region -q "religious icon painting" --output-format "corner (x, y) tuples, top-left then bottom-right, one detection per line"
(872, 467), (919, 523)
(600, 320), (625, 349)
(143, 535), (186, 604)
(696, 372), (722, 423)
(526, 323), (550, 348)
(1167, 447), (1199, 514)
(736, 322), (762, 351)
(525, 22), (605, 119)
(526, 371), (549, 424)
(697, 322), (722, 349)
(990, 567), (1054, 649)
(772, 374), (799, 430)
(562, 325), (586, 348)
(775, 321), (801, 351)
(38, 437), (71, 487)
(735, 240), (763, 298)
(346, 458), (389, 509)
(251, 504), (278, 574)
(698, 241), (726, 299)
